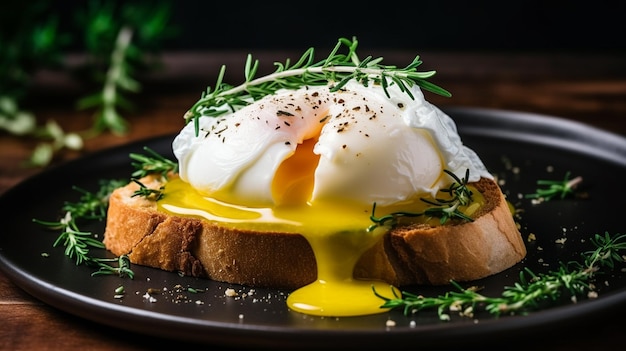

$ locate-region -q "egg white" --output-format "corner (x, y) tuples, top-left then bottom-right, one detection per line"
(172, 81), (492, 209)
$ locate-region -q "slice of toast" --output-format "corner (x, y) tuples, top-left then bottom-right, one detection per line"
(104, 175), (526, 289)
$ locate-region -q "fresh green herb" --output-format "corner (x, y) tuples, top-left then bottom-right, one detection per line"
(525, 171), (583, 201)
(33, 178), (135, 278)
(33, 147), (177, 278)
(91, 254), (134, 279)
(130, 146), (178, 179)
(131, 178), (164, 201)
(374, 231), (626, 320)
(0, 2), (76, 167)
(26, 120), (84, 167)
(63, 179), (126, 220)
(368, 169), (474, 231)
(186, 287), (205, 294)
(1, 1), (176, 166)
(422, 169), (474, 223)
(76, 0), (176, 136)
(76, 24), (137, 136)
(113, 285), (126, 299)
(185, 36), (451, 136)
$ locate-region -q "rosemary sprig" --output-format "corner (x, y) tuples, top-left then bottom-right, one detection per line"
(525, 171), (583, 201)
(185, 37), (451, 135)
(1, 1), (175, 167)
(129, 146), (178, 179)
(62, 179), (126, 220)
(131, 178), (164, 201)
(76, 1), (176, 136)
(33, 148), (178, 277)
(422, 169), (474, 224)
(374, 231), (626, 320)
(91, 255), (134, 279)
(33, 178), (135, 278)
(77, 24), (138, 135)
(368, 169), (474, 231)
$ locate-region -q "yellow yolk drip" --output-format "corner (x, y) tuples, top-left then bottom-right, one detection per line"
(158, 177), (399, 316)
(167, 83), (494, 317)
(158, 178), (485, 317)
(160, 129), (484, 318)
(286, 225), (397, 316)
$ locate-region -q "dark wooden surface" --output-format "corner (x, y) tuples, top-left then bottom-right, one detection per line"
(1, 51), (625, 350)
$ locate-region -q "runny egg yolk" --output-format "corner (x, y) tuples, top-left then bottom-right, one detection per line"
(158, 175), (487, 316)
(159, 173), (400, 317)
(162, 131), (409, 316)
(169, 82), (495, 317)
(274, 135), (398, 316)
(271, 137), (319, 206)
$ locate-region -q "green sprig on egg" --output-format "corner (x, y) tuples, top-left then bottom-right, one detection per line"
(184, 36), (451, 137)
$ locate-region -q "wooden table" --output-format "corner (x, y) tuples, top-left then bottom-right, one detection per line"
(1, 50), (625, 350)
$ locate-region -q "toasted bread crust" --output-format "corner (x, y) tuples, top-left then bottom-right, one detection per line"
(354, 178), (526, 285)
(104, 175), (526, 289)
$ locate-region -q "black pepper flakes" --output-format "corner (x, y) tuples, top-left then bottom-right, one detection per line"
(277, 110), (294, 117)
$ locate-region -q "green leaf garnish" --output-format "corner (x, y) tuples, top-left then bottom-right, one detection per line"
(368, 169), (474, 231)
(33, 178), (134, 278)
(374, 231), (626, 320)
(185, 36), (451, 136)
(129, 146), (178, 179)
(131, 178), (164, 201)
(525, 171), (584, 201)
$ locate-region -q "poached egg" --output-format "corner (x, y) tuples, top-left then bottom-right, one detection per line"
(163, 80), (492, 316)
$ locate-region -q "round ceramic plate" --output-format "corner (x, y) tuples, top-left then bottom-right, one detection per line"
(1, 107), (625, 349)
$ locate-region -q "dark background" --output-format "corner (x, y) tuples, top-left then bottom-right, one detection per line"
(52, 0), (626, 53)
(167, 1), (625, 52)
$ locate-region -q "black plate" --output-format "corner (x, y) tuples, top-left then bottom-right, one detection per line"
(1, 107), (625, 349)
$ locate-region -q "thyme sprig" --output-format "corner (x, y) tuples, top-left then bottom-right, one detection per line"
(185, 37), (451, 134)
(368, 169), (473, 231)
(525, 171), (583, 201)
(374, 231), (626, 320)
(129, 146), (178, 179)
(33, 178), (134, 278)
